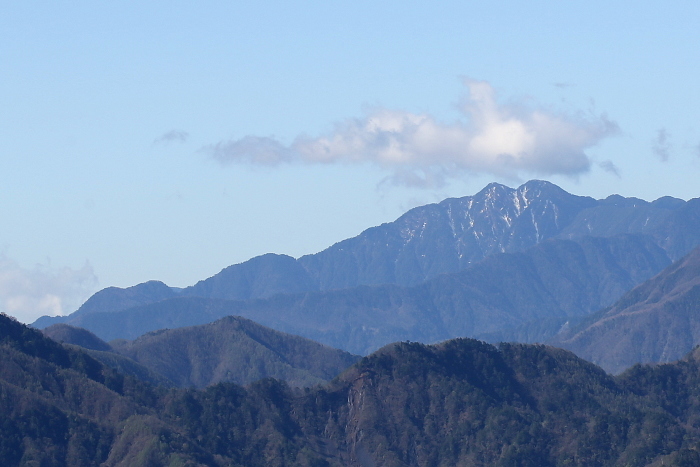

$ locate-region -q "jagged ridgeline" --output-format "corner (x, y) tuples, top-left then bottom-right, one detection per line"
(7, 312), (700, 466)
(35, 180), (700, 323)
(33, 181), (699, 364)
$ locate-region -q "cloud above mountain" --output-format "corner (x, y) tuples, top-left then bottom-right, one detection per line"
(0, 255), (98, 323)
(205, 80), (619, 187)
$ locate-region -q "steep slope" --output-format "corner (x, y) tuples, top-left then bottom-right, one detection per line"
(160, 339), (700, 466)
(553, 245), (700, 374)
(59, 234), (671, 355)
(109, 316), (360, 388)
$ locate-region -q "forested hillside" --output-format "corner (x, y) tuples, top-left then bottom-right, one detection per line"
(44, 316), (360, 388)
(6, 312), (700, 466)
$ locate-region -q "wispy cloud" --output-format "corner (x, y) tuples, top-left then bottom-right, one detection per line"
(203, 80), (619, 188)
(209, 136), (292, 165)
(598, 160), (621, 178)
(652, 128), (671, 162)
(155, 129), (189, 144)
(0, 255), (98, 323)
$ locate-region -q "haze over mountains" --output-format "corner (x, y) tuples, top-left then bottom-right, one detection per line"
(32, 179), (700, 372)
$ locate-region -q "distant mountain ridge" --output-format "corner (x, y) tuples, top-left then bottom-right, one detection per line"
(44, 234), (672, 355)
(34, 179), (700, 330)
(299, 180), (599, 290)
(552, 244), (700, 373)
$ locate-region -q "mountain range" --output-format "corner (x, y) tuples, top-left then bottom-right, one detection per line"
(35, 234), (671, 355)
(34, 179), (700, 324)
(7, 311), (700, 466)
(32, 179), (700, 372)
(8, 177), (700, 464)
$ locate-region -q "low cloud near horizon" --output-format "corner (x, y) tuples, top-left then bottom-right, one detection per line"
(0, 255), (98, 324)
(204, 80), (619, 188)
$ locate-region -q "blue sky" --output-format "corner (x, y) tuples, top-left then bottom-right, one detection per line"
(1, 1), (699, 322)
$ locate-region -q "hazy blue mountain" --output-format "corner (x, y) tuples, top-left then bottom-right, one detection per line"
(299, 180), (699, 291)
(33, 280), (179, 328)
(559, 195), (700, 260)
(53, 234), (671, 356)
(181, 252), (318, 300)
(298, 179), (600, 289)
(552, 245), (700, 374)
(33, 254), (318, 328)
(33, 180), (700, 329)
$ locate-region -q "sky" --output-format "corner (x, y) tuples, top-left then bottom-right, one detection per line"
(1, 1), (699, 323)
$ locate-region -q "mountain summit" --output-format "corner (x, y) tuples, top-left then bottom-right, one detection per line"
(33, 180), (700, 362)
(298, 180), (599, 289)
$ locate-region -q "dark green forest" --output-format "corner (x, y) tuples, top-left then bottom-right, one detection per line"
(4, 312), (700, 466)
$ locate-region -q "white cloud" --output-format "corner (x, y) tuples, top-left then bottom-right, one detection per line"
(204, 79), (619, 187)
(0, 255), (98, 324)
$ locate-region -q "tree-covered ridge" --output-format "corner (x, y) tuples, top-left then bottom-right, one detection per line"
(0, 313), (180, 466)
(44, 316), (360, 388)
(6, 311), (700, 466)
(109, 316), (360, 388)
